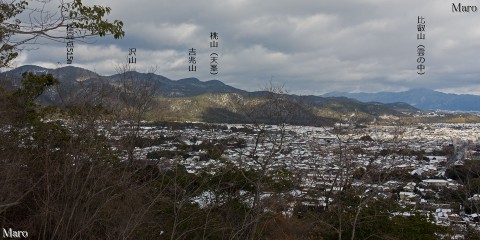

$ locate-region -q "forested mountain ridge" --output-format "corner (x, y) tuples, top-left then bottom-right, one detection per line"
(0, 65), (424, 125)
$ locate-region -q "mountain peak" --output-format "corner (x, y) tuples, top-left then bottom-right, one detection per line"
(205, 79), (224, 85)
(407, 88), (436, 93)
(177, 77), (201, 84)
(2, 65), (49, 76)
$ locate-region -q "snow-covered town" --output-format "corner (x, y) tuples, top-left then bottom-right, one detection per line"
(97, 121), (480, 237)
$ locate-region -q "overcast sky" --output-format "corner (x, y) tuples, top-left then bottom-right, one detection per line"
(10, 0), (480, 95)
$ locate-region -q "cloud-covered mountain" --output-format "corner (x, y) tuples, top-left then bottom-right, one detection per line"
(324, 88), (480, 111)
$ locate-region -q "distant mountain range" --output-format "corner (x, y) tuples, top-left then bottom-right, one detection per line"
(1, 65), (246, 97)
(2, 65), (479, 124)
(323, 88), (480, 111)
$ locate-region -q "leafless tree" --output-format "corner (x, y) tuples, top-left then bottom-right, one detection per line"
(1, 0), (124, 69)
(225, 81), (309, 239)
(112, 63), (159, 164)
